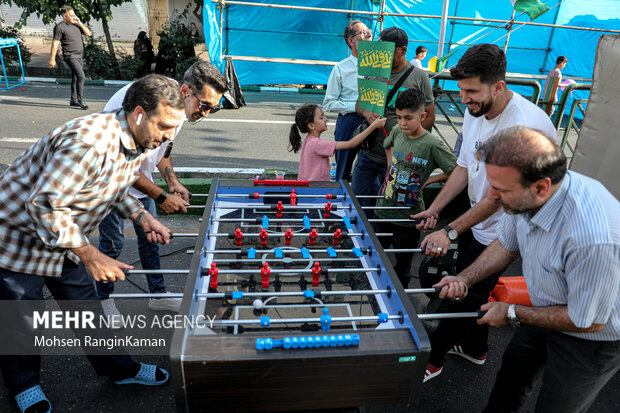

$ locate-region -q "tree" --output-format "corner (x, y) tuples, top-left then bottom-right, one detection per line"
(0, 0), (129, 57)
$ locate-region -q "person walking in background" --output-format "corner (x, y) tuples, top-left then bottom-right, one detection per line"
(48, 5), (92, 109)
(544, 56), (568, 115)
(412, 46), (428, 69)
(134, 31), (155, 79)
(323, 20), (373, 182)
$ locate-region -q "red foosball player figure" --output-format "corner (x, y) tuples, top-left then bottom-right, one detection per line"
(311, 261), (321, 287)
(276, 200), (284, 218)
(208, 262), (219, 289)
(259, 228), (269, 247)
(284, 228), (293, 245)
(261, 262), (271, 288)
(289, 189), (298, 206)
(324, 201), (332, 218)
(333, 228), (342, 246)
(308, 228), (318, 246)
(234, 228), (243, 246)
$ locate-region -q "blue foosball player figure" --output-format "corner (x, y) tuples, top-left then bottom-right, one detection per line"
(320, 307), (331, 332)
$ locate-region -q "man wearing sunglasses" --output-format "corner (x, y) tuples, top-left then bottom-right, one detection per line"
(323, 20), (373, 182)
(97, 61), (228, 324)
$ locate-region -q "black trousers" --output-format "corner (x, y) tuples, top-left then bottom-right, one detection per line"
(484, 325), (620, 413)
(63, 56), (85, 103)
(428, 236), (504, 366)
(374, 221), (420, 288)
(0, 259), (134, 395)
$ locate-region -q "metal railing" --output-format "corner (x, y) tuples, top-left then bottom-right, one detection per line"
(552, 83), (591, 155)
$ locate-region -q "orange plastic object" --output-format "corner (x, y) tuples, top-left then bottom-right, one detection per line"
(489, 276), (532, 306)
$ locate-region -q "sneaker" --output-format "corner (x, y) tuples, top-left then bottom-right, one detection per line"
(448, 343), (487, 365)
(423, 363), (443, 383)
(101, 298), (123, 330)
(149, 294), (182, 312)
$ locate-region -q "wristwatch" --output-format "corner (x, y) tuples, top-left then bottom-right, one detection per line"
(155, 191), (168, 204)
(443, 224), (458, 241)
(507, 304), (520, 328)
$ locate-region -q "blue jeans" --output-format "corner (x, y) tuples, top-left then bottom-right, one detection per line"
(334, 113), (364, 182)
(96, 197), (165, 299)
(0, 259), (134, 394)
(351, 150), (387, 216)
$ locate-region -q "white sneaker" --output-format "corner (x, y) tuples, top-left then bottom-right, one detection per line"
(101, 298), (123, 330)
(149, 295), (182, 313)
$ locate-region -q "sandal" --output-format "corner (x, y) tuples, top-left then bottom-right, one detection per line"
(114, 363), (169, 386)
(15, 385), (51, 413)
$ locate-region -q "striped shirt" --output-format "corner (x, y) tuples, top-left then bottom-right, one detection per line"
(497, 171), (620, 341)
(0, 111), (146, 277)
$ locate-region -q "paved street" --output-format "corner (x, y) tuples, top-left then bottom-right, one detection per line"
(0, 82), (616, 412)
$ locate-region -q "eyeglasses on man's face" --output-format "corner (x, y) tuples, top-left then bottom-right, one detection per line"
(191, 89), (220, 114)
(353, 29), (372, 39)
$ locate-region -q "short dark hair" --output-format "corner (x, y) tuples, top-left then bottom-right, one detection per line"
(450, 43), (507, 85)
(182, 60), (228, 95)
(556, 56), (568, 65)
(478, 126), (567, 186)
(344, 20), (363, 48)
(416, 46), (428, 55)
(122, 74), (185, 115)
(395, 88), (425, 113)
(60, 5), (74, 15)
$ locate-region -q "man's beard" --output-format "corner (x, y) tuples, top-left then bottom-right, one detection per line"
(468, 98), (494, 117)
(498, 189), (537, 215)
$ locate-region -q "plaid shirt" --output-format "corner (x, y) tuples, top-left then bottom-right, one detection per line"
(0, 111), (146, 277)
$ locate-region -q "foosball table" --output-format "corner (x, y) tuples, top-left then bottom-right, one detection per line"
(169, 179), (434, 412)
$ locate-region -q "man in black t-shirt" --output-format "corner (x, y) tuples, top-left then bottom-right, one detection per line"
(48, 5), (92, 109)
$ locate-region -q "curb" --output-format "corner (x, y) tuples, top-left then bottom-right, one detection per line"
(2, 76), (325, 93)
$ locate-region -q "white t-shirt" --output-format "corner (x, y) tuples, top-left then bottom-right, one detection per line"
(457, 92), (557, 245)
(411, 58), (423, 69)
(104, 82), (184, 199)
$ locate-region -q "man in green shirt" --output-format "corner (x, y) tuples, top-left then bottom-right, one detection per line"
(374, 88), (456, 287)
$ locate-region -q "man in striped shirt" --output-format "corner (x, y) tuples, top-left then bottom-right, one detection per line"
(0, 75), (186, 412)
(436, 126), (620, 412)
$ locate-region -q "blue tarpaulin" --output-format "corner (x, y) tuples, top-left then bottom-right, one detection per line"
(204, 0), (619, 113)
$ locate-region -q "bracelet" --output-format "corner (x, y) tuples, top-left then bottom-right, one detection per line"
(135, 211), (147, 226)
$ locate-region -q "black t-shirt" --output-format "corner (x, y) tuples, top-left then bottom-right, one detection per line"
(53, 21), (85, 58)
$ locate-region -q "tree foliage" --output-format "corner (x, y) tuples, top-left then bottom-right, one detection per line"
(0, 0), (127, 27)
(0, 17), (32, 68)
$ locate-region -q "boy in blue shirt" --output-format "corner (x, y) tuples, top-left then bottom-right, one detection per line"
(374, 88), (457, 287)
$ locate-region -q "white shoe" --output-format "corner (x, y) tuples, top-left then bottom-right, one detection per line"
(101, 298), (123, 329)
(149, 295), (182, 313)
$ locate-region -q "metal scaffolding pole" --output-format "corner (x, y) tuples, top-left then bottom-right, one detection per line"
(437, 0), (450, 59)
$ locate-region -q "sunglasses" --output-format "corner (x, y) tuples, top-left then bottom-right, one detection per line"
(191, 89), (220, 114)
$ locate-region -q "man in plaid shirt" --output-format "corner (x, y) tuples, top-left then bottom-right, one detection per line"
(0, 74), (186, 413)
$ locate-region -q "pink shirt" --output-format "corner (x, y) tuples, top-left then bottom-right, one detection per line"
(298, 136), (336, 181)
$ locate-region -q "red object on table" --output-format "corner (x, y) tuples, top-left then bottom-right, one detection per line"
(290, 189), (298, 206)
(333, 228), (342, 246)
(324, 201), (332, 218)
(261, 262), (271, 288)
(308, 228), (318, 245)
(208, 262), (219, 289)
(284, 228), (293, 246)
(259, 228), (269, 246)
(234, 228), (244, 246)
(276, 200), (284, 218)
(311, 261), (321, 287)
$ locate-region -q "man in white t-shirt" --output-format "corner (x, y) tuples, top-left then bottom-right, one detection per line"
(411, 44), (557, 382)
(97, 61), (227, 324)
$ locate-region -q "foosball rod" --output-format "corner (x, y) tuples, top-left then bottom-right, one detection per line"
(212, 257), (362, 264)
(212, 217), (423, 224)
(206, 231), (393, 238)
(186, 204), (411, 210)
(199, 247), (424, 255)
(191, 193), (383, 200)
(198, 311), (486, 327)
(122, 267), (380, 276)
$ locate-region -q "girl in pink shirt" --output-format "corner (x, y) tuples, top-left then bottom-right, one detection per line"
(288, 103), (385, 181)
